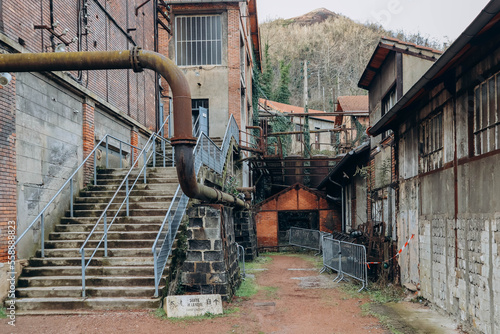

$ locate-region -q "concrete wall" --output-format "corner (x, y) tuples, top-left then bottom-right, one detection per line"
(16, 72), (84, 259)
(402, 54), (436, 95)
(395, 39), (500, 334)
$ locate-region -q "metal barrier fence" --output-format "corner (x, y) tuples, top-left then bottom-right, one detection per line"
(320, 237), (342, 282)
(289, 227), (322, 251)
(339, 241), (367, 291)
(236, 243), (246, 280)
(289, 228), (368, 291)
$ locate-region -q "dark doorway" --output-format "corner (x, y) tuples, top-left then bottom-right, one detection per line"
(278, 210), (319, 244)
(192, 99), (209, 136)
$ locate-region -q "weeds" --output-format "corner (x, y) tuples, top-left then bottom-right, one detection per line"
(0, 307), (6, 319)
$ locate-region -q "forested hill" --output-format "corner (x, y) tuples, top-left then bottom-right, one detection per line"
(259, 8), (444, 111)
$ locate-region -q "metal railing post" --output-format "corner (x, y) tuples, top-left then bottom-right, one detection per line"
(162, 140), (166, 167)
(119, 142), (123, 168)
(94, 151), (97, 186)
(153, 249), (158, 297)
(143, 150), (147, 184)
(104, 212), (108, 257)
(106, 136), (109, 168)
(153, 139), (156, 167)
(40, 214), (45, 258)
(81, 252), (86, 298)
(126, 177), (129, 217)
(70, 177), (74, 218)
(131, 147), (134, 168)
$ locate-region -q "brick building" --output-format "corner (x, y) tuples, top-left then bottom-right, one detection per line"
(367, 1), (500, 332)
(0, 0), (165, 298)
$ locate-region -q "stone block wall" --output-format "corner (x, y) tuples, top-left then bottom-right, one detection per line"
(234, 210), (257, 261)
(182, 205), (240, 300)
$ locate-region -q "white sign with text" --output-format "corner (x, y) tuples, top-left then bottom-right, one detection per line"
(164, 294), (223, 318)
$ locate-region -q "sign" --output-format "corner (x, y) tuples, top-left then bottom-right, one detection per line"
(164, 294), (223, 318)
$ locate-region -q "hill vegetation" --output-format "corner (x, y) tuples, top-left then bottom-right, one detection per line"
(259, 8), (444, 111)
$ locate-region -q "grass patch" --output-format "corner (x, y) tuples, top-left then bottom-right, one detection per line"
(261, 286), (279, 299)
(361, 304), (404, 334)
(0, 307), (6, 319)
(153, 306), (240, 322)
(235, 276), (259, 298)
(339, 281), (405, 304)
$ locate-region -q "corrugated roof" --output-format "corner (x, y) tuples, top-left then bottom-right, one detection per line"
(259, 98), (336, 122)
(336, 95), (369, 113)
(358, 36), (442, 89)
(368, 0), (500, 136)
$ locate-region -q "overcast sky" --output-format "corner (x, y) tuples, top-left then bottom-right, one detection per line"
(257, 0), (491, 43)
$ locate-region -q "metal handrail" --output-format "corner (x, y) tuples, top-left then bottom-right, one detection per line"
(14, 134), (141, 257)
(79, 118), (172, 297)
(151, 115), (239, 297)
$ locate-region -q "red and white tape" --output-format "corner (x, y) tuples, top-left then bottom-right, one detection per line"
(366, 234), (415, 268)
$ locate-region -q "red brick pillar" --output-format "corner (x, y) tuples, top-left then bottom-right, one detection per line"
(0, 74), (16, 263)
(82, 99), (95, 186)
(131, 127), (139, 167)
(227, 7), (241, 128)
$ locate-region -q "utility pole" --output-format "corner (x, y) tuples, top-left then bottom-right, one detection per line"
(304, 61), (310, 158)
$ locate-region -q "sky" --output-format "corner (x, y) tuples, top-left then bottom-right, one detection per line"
(257, 0), (491, 43)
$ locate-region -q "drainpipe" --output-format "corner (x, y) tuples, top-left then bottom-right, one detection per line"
(0, 47), (248, 208)
(329, 178), (345, 233)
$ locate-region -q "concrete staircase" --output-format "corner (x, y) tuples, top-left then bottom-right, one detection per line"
(13, 167), (179, 314)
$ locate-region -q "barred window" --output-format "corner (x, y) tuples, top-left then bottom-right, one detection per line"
(474, 72), (500, 155)
(419, 111), (443, 173)
(175, 15), (222, 66)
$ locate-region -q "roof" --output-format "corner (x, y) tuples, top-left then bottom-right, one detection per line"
(368, 0), (500, 136)
(336, 96), (369, 114)
(259, 98), (336, 122)
(317, 141), (371, 189)
(358, 36), (442, 89)
(255, 183), (327, 208)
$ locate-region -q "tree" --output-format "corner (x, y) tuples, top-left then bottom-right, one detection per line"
(273, 60), (291, 104)
(260, 43), (274, 100)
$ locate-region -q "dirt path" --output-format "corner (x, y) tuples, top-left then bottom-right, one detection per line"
(1, 254), (386, 334)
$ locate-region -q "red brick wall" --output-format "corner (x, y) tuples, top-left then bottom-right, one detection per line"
(131, 127), (139, 167)
(0, 75), (16, 263)
(227, 7), (241, 128)
(255, 186), (341, 247)
(0, 0), (157, 130)
(82, 101), (95, 186)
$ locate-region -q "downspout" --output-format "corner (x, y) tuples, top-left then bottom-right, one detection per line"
(0, 47), (248, 208)
(329, 178), (344, 233)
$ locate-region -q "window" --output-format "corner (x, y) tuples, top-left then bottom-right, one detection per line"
(192, 99), (209, 136)
(419, 111), (443, 172)
(474, 72), (500, 155)
(295, 124), (303, 141)
(381, 87), (396, 139)
(175, 15), (222, 66)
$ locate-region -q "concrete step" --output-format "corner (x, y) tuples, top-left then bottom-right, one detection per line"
(49, 231), (162, 240)
(97, 167), (177, 178)
(60, 216), (166, 225)
(71, 201), (172, 211)
(65, 208), (169, 217)
(44, 239), (157, 249)
(78, 189), (178, 198)
(29, 257), (157, 267)
(85, 183), (179, 192)
(37, 248), (154, 258)
(74, 195), (174, 204)
(17, 275), (155, 288)
(95, 177), (178, 186)
(21, 266), (154, 277)
(12, 297), (161, 312)
(54, 223), (163, 233)
(16, 286), (162, 299)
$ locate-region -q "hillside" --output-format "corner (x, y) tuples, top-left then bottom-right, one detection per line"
(259, 9), (443, 111)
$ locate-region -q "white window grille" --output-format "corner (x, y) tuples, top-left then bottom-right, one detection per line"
(419, 111), (443, 173)
(175, 15), (222, 66)
(474, 72), (500, 155)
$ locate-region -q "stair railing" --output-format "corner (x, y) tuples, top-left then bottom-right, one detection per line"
(13, 135), (141, 257)
(151, 115), (240, 297)
(79, 117), (173, 298)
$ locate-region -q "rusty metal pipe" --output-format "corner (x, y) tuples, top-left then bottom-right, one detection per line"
(0, 48), (247, 208)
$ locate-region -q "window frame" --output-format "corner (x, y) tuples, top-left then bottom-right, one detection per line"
(419, 110), (444, 173)
(175, 15), (222, 67)
(473, 71), (500, 156)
